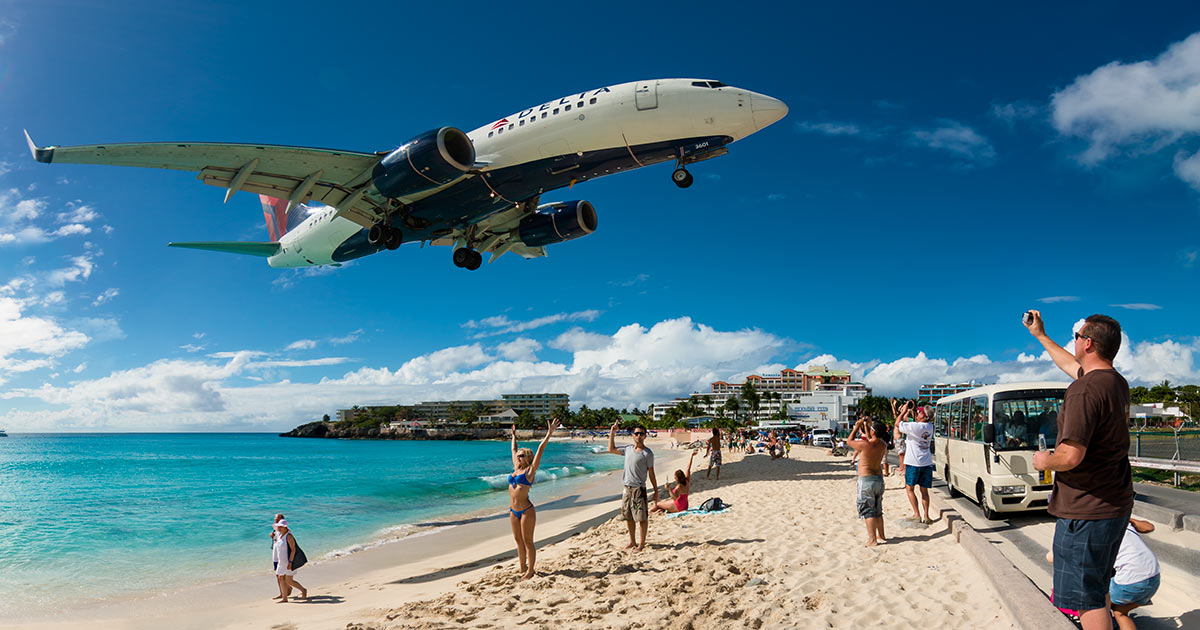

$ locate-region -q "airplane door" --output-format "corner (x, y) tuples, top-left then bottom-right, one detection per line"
(635, 81), (658, 110)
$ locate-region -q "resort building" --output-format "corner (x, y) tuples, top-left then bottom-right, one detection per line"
(916, 382), (981, 404)
(337, 393), (568, 423)
(650, 378), (870, 425)
(709, 365), (852, 396)
(784, 384), (871, 432)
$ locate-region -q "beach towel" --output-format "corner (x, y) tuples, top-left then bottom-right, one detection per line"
(666, 505), (733, 519)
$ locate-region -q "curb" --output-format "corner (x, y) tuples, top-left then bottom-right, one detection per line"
(929, 493), (1075, 630)
(1184, 514), (1200, 534)
(1133, 499), (1184, 530)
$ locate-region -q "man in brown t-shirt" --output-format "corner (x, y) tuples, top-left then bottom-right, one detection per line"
(1025, 311), (1132, 630)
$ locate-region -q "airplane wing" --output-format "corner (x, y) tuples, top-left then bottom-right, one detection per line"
(24, 130), (386, 228)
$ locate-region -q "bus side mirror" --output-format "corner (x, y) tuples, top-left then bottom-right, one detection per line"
(982, 424), (996, 444)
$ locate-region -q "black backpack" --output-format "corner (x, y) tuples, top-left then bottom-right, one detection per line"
(699, 497), (726, 512)
(290, 534), (308, 570)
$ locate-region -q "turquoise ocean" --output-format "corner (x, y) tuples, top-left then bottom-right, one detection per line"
(0, 433), (621, 620)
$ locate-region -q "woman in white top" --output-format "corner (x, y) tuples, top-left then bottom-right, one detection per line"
(1110, 518), (1160, 630)
(271, 519), (307, 603)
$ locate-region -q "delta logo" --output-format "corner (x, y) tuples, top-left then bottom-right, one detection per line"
(491, 118), (510, 130)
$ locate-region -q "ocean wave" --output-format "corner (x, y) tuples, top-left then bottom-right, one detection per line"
(478, 464), (593, 490)
(321, 523), (455, 560)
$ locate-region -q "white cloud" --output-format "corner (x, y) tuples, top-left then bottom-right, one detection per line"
(56, 205), (99, 224)
(549, 327), (611, 352)
(1052, 31), (1200, 189)
(328, 329), (362, 345)
(1038, 296), (1080, 303)
(1110, 303), (1163, 310)
(45, 256), (94, 286)
(463, 310), (602, 338)
(179, 344), (205, 353)
(250, 357), (353, 368)
(92, 288), (119, 306)
(0, 190), (97, 246)
(609, 274), (649, 288)
(795, 121), (865, 136)
(495, 338), (542, 362)
(910, 121), (996, 163)
(0, 296), (90, 385)
(285, 339), (317, 351)
(990, 101), (1042, 128)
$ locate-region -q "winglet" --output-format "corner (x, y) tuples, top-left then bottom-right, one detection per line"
(23, 130), (55, 163)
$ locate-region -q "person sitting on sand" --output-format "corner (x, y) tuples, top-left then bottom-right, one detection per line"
(704, 427), (722, 481)
(607, 421), (660, 551)
(507, 419), (561, 580)
(271, 520), (307, 603)
(652, 450), (696, 514)
(847, 417), (893, 547)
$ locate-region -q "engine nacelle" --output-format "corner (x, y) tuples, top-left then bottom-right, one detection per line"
(518, 200), (598, 247)
(371, 127), (475, 199)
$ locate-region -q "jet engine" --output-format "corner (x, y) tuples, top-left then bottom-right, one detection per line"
(518, 200), (598, 247)
(371, 127), (475, 198)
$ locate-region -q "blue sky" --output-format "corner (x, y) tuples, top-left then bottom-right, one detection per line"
(2, 1), (1200, 431)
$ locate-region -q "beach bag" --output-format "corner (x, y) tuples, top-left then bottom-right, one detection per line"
(290, 534), (308, 570)
(699, 497), (725, 512)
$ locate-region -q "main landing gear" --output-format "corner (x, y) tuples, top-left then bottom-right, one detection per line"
(672, 167), (693, 188)
(367, 223), (402, 250)
(453, 247), (482, 271)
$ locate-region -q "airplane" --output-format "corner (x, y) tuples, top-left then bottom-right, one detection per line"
(25, 78), (787, 271)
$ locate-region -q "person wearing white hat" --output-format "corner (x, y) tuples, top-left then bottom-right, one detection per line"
(271, 519), (307, 602)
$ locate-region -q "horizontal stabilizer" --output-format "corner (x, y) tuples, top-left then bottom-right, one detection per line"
(168, 241), (281, 257)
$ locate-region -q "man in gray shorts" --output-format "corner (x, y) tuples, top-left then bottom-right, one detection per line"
(608, 421), (660, 551)
(847, 415), (891, 547)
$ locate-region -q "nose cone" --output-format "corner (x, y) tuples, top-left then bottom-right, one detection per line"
(751, 94), (788, 130)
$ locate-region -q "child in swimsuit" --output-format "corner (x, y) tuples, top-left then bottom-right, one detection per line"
(508, 419), (560, 580)
(651, 451), (696, 513)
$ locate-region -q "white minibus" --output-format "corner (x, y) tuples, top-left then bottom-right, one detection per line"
(932, 382), (1067, 519)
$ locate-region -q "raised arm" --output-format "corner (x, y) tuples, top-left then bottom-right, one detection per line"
(528, 418), (561, 477)
(1024, 309), (1082, 380)
(510, 424), (520, 468)
(847, 419), (869, 452)
(607, 420), (622, 455)
(685, 450), (696, 483)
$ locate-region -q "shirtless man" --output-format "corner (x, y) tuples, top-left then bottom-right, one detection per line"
(704, 427), (722, 481)
(847, 416), (892, 547)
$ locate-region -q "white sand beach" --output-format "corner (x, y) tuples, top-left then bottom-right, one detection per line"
(10, 439), (1017, 630)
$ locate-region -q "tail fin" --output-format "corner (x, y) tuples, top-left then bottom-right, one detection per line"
(261, 195), (290, 241)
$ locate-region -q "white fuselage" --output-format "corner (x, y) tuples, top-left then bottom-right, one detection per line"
(267, 79), (786, 268)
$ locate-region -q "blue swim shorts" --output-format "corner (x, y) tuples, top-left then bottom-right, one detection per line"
(856, 475), (884, 519)
(905, 464), (933, 488)
(1110, 573), (1159, 607)
(1052, 514), (1129, 611)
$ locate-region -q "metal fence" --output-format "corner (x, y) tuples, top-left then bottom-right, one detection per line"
(1129, 430), (1200, 462)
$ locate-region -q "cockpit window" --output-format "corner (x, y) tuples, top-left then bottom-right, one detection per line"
(691, 80), (728, 88)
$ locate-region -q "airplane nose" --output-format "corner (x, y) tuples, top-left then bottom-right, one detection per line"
(751, 94), (788, 130)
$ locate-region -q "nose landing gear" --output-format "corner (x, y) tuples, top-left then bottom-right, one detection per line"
(452, 247), (482, 270)
(367, 223), (402, 250)
(671, 168), (693, 188)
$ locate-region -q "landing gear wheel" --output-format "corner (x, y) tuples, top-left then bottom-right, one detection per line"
(464, 250), (482, 271)
(452, 248), (472, 268)
(385, 228), (402, 251)
(672, 168), (693, 188)
(977, 481), (997, 520)
(367, 224), (386, 246)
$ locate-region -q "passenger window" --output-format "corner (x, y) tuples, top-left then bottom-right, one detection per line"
(968, 396), (988, 442)
(577, 101), (583, 107)
(519, 120), (525, 126)
(951, 400), (968, 439)
(553, 108), (559, 114)
(488, 131), (493, 138)
(508, 124), (514, 130)
(564, 104), (571, 111)
(590, 97), (597, 104)
(933, 405), (947, 437)
(497, 127), (503, 134)
(541, 112), (547, 119)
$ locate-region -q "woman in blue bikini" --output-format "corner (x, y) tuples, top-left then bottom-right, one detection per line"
(508, 418), (560, 580)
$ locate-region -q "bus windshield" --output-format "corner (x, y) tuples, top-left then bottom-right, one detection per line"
(991, 390), (1062, 451)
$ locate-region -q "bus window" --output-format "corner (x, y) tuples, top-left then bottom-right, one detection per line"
(933, 404), (948, 437)
(993, 390), (1063, 450)
(968, 395), (988, 442)
(951, 399), (967, 438)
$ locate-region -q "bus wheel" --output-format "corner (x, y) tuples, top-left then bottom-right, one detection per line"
(946, 467), (960, 498)
(976, 480), (997, 520)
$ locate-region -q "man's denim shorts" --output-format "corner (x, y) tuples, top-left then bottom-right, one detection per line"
(856, 475), (884, 519)
(905, 464), (933, 488)
(1052, 514), (1129, 611)
(1110, 573), (1159, 607)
